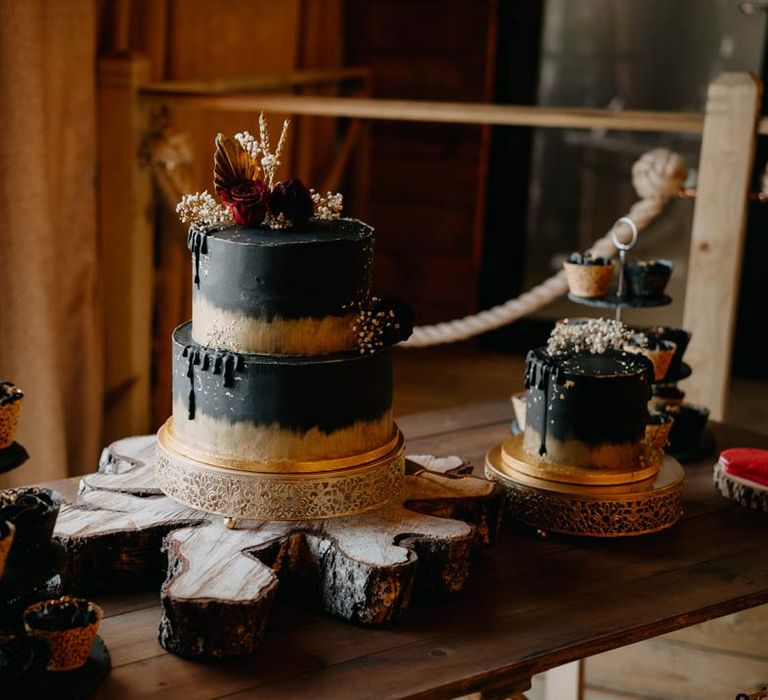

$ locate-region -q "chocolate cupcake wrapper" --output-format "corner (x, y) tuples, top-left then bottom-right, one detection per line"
(0, 399), (22, 450)
(563, 262), (615, 298)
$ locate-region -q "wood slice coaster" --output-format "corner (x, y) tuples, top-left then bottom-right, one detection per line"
(54, 436), (503, 659)
(714, 460), (768, 512)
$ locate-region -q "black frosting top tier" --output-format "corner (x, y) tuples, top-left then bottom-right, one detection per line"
(190, 217), (374, 321)
(524, 348), (653, 451)
(525, 348), (654, 387)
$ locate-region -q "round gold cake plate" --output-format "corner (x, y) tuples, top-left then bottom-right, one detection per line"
(156, 421), (406, 521)
(485, 444), (684, 537)
(501, 434), (661, 486)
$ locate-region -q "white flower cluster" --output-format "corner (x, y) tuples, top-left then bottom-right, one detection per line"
(176, 191), (233, 225)
(310, 189), (343, 219)
(234, 112), (289, 188)
(547, 318), (636, 356)
(352, 297), (400, 354)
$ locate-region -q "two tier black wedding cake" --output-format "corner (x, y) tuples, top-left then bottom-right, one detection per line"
(156, 115), (413, 521)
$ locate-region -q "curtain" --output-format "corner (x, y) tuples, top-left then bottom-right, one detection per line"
(0, 0), (102, 486)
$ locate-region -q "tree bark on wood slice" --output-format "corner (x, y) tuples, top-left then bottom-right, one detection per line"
(714, 461), (768, 511)
(54, 435), (504, 659)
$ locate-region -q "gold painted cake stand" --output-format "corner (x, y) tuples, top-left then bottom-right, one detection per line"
(486, 436), (684, 537)
(155, 418), (406, 521)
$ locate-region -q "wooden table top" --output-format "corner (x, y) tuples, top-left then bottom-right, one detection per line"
(41, 399), (768, 700)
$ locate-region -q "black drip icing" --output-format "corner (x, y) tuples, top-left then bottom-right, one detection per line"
(187, 223), (225, 288)
(182, 344), (245, 419)
(524, 351), (562, 456)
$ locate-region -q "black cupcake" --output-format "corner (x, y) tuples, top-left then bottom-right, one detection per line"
(626, 260), (673, 297)
(668, 404), (709, 454)
(0, 488), (61, 552)
(0, 633), (51, 693)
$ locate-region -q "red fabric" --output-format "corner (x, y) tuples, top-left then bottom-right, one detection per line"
(721, 448), (768, 487)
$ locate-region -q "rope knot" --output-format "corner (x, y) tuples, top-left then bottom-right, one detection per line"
(631, 148), (688, 201)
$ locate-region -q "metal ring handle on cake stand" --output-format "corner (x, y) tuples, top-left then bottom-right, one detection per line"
(611, 216), (638, 321)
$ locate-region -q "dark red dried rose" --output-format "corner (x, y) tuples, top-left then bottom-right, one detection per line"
(220, 179), (270, 227)
(269, 178), (314, 226)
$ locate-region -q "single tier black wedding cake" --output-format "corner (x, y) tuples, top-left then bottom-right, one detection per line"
(523, 319), (654, 470)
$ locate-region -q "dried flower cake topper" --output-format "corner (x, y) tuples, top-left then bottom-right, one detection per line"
(176, 112), (343, 230)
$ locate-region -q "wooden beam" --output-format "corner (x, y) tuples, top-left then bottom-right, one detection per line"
(683, 73), (762, 420)
(98, 55), (154, 441)
(141, 67), (370, 96)
(143, 92), (707, 133)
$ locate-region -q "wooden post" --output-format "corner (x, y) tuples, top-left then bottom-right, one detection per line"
(98, 55), (154, 441)
(683, 73), (762, 420)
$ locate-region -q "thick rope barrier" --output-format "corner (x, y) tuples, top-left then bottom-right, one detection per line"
(401, 148), (688, 348)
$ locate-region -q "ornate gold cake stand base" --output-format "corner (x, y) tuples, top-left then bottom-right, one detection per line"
(485, 443), (684, 537)
(156, 420), (406, 521)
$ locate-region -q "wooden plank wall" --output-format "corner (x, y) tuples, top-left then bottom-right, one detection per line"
(344, 0), (498, 325)
(99, 0), (342, 430)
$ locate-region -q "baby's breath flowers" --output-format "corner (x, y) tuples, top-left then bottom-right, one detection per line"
(547, 318), (638, 356)
(176, 191), (233, 225)
(352, 297), (414, 354)
(310, 189), (343, 220)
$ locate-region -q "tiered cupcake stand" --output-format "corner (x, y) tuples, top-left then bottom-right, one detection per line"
(486, 218), (686, 537)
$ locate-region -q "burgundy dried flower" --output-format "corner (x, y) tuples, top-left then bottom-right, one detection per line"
(269, 178), (314, 226)
(219, 179), (270, 227)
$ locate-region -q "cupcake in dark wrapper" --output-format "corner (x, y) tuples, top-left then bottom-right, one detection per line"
(626, 260), (673, 297)
(563, 252), (615, 298)
(24, 596), (102, 671)
(668, 404), (710, 455)
(0, 382), (24, 450)
(0, 488), (62, 553)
